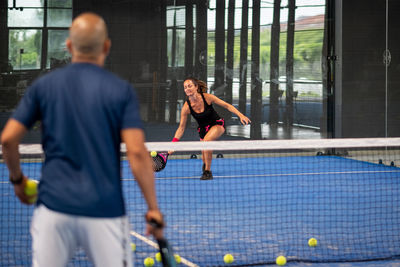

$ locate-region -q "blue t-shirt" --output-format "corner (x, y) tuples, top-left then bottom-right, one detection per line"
(12, 63), (143, 217)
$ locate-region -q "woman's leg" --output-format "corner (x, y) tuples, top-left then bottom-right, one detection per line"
(201, 125), (225, 171)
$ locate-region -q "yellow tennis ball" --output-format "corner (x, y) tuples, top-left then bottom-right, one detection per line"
(24, 179), (38, 203)
(130, 243), (136, 252)
(308, 237), (318, 247)
(276, 255), (286, 266)
(24, 179), (38, 196)
(223, 254), (234, 264)
(150, 151), (157, 157)
(144, 257), (154, 267)
(155, 252), (162, 262)
(174, 254), (181, 264)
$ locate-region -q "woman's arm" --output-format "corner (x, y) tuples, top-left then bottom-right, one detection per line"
(172, 102), (190, 140)
(206, 94), (251, 125)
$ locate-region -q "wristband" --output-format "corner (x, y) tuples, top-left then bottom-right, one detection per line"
(10, 173), (24, 185)
(172, 138), (179, 142)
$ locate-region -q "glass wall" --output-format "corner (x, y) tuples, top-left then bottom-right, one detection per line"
(165, 0), (325, 139)
(1, 0), (399, 142)
(7, 0), (72, 70)
(1, 2), (400, 267)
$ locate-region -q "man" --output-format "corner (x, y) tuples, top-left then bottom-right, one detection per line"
(1, 12), (163, 267)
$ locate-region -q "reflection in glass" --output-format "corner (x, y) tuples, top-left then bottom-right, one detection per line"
(167, 6), (185, 27)
(47, 30), (70, 69)
(47, 9), (72, 27)
(48, 0), (72, 8)
(167, 29), (186, 67)
(7, 0), (43, 8)
(167, 6), (186, 67)
(7, 8), (44, 27)
(8, 30), (42, 70)
(175, 30), (186, 67)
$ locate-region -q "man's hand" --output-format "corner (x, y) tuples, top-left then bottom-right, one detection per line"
(13, 175), (37, 205)
(145, 209), (164, 240)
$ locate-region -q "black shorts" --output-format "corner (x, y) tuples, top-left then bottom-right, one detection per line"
(197, 118), (225, 139)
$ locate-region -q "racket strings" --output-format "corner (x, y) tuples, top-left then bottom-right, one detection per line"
(153, 154), (167, 172)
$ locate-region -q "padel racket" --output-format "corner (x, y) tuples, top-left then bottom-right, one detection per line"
(152, 152), (169, 172)
(149, 219), (177, 267)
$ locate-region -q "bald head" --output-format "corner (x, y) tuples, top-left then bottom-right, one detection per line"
(67, 12), (111, 65)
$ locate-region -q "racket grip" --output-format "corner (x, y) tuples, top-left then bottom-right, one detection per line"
(148, 218), (164, 229)
(157, 238), (177, 267)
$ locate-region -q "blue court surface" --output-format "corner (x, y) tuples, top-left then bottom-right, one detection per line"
(1, 154), (400, 266)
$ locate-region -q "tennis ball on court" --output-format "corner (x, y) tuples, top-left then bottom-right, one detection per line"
(24, 179), (38, 196)
(155, 252), (162, 262)
(130, 243), (136, 252)
(174, 254), (181, 264)
(150, 151), (157, 157)
(276, 255), (286, 266)
(308, 237), (318, 247)
(144, 257), (154, 267)
(223, 254), (234, 264)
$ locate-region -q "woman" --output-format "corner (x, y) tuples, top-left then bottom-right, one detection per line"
(171, 77), (251, 180)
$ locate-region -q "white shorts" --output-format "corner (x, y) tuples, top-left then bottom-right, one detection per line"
(30, 204), (133, 267)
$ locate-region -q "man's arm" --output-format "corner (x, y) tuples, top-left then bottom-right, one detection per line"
(1, 119), (33, 204)
(121, 128), (164, 238)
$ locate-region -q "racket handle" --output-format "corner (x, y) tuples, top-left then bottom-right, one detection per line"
(157, 238), (177, 267)
(148, 218), (164, 229)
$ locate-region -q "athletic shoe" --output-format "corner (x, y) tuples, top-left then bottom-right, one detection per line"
(200, 170), (213, 180)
